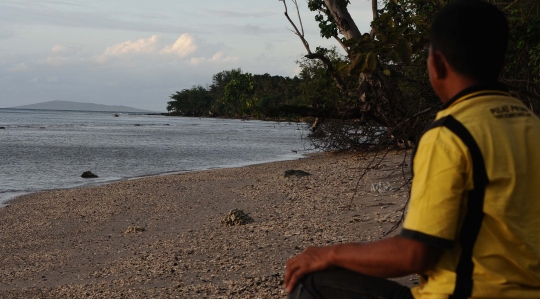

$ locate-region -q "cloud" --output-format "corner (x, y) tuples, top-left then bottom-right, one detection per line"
(49, 44), (87, 57)
(30, 33), (235, 79)
(50, 44), (86, 55)
(103, 35), (160, 56)
(95, 34), (199, 63)
(8, 63), (31, 72)
(190, 51), (238, 65)
(160, 34), (197, 57)
(43, 44), (92, 67)
(51, 45), (67, 53)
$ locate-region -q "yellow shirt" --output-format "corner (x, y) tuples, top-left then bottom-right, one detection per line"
(400, 84), (540, 298)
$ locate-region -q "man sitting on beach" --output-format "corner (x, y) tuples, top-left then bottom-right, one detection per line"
(284, 1), (540, 298)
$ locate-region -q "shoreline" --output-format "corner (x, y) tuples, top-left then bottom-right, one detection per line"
(0, 151), (313, 208)
(0, 151), (417, 298)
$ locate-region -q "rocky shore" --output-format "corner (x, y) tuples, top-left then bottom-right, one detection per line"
(0, 151), (417, 298)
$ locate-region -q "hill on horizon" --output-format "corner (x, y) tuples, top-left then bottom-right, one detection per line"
(6, 101), (158, 113)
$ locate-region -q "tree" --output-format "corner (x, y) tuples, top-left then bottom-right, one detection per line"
(222, 71), (259, 117)
(167, 85), (213, 116)
(253, 73), (303, 117)
(208, 69), (242, 116)
(280, 0), (540, 151)
(495, 0), (540, 113)
(296, 47), (345, 116)
(280, 0), (442, 150)
(167, 68), (307, 119)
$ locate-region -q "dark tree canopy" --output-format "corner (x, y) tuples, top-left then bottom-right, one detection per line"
(277, 0), (540, 151)
(167, 68), (316, 119)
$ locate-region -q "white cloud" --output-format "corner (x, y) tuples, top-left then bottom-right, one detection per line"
(8, 63), (31, 72)
(160, 34), (197, 57)
(43, 44), (93, 67)
(190, 51), (238, 65)
(51, 44), (85, 55)
(103, 35), (160, 56)
(95, 34), (199, 64)
(52, 45), (67, 53)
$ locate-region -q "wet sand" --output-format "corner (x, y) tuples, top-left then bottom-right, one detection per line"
(0, 151), (418, 298)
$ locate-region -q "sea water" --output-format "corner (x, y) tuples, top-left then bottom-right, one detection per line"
(0, 109), (312, 205)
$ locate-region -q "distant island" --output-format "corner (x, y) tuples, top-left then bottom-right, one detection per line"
(7, 101), (157, 113)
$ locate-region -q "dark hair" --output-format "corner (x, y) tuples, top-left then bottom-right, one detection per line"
(430, 0), (509, 82)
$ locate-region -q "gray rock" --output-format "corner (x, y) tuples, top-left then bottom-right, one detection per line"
(371, 182), (393, 193)
(81, 171), (99, 178)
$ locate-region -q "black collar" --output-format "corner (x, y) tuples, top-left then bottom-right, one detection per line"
(442, 82), (510, 109)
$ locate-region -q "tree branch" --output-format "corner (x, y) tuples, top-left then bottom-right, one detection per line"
(305, 52), (345, 91)
(280, 1), (346, 94)
(333, 36), (349, 53)
(280, 0), (312, 54)
(292, 0), (304, 36)
(387, 103), (441, 136)
(505, 82), (540, 101)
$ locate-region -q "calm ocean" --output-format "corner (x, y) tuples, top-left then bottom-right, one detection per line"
(0, 109), (311, 206)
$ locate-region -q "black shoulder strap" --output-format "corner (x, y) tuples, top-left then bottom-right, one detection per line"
(413, 115), (489, 298)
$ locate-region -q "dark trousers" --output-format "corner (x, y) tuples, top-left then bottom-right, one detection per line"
(288, 268), (414, 299)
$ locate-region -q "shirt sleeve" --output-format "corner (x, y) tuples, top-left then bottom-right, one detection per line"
(400, 127), (471, 249)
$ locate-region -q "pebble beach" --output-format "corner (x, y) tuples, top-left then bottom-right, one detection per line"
(0, 151), (418, 298)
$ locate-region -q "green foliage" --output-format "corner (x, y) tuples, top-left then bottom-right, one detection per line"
(166, 67), (328, 119)
(223, 72), (258, 117)
(345, 0), (439, 74)
(209, 69), (241, 99)
(254, 73), (303, 116)
(167, 85), (213, 116)
(296, 47), (346, 114)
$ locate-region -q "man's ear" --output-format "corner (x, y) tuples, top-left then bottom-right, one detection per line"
(429, 50), (448, 80)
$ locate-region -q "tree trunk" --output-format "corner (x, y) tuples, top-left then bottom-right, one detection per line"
(323, 0), (363, 40)
(370, 0), (378, 38)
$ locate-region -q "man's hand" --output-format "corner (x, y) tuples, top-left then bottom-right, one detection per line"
(283, 245), (336, 293)
(282, 237), (443, 293)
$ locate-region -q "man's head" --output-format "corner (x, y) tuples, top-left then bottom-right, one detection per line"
(428, 0), (509, 98)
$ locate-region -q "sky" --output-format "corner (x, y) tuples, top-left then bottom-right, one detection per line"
(0, 0), (373, 112)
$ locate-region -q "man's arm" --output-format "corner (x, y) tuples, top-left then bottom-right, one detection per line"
(283, 236), (443, 293)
